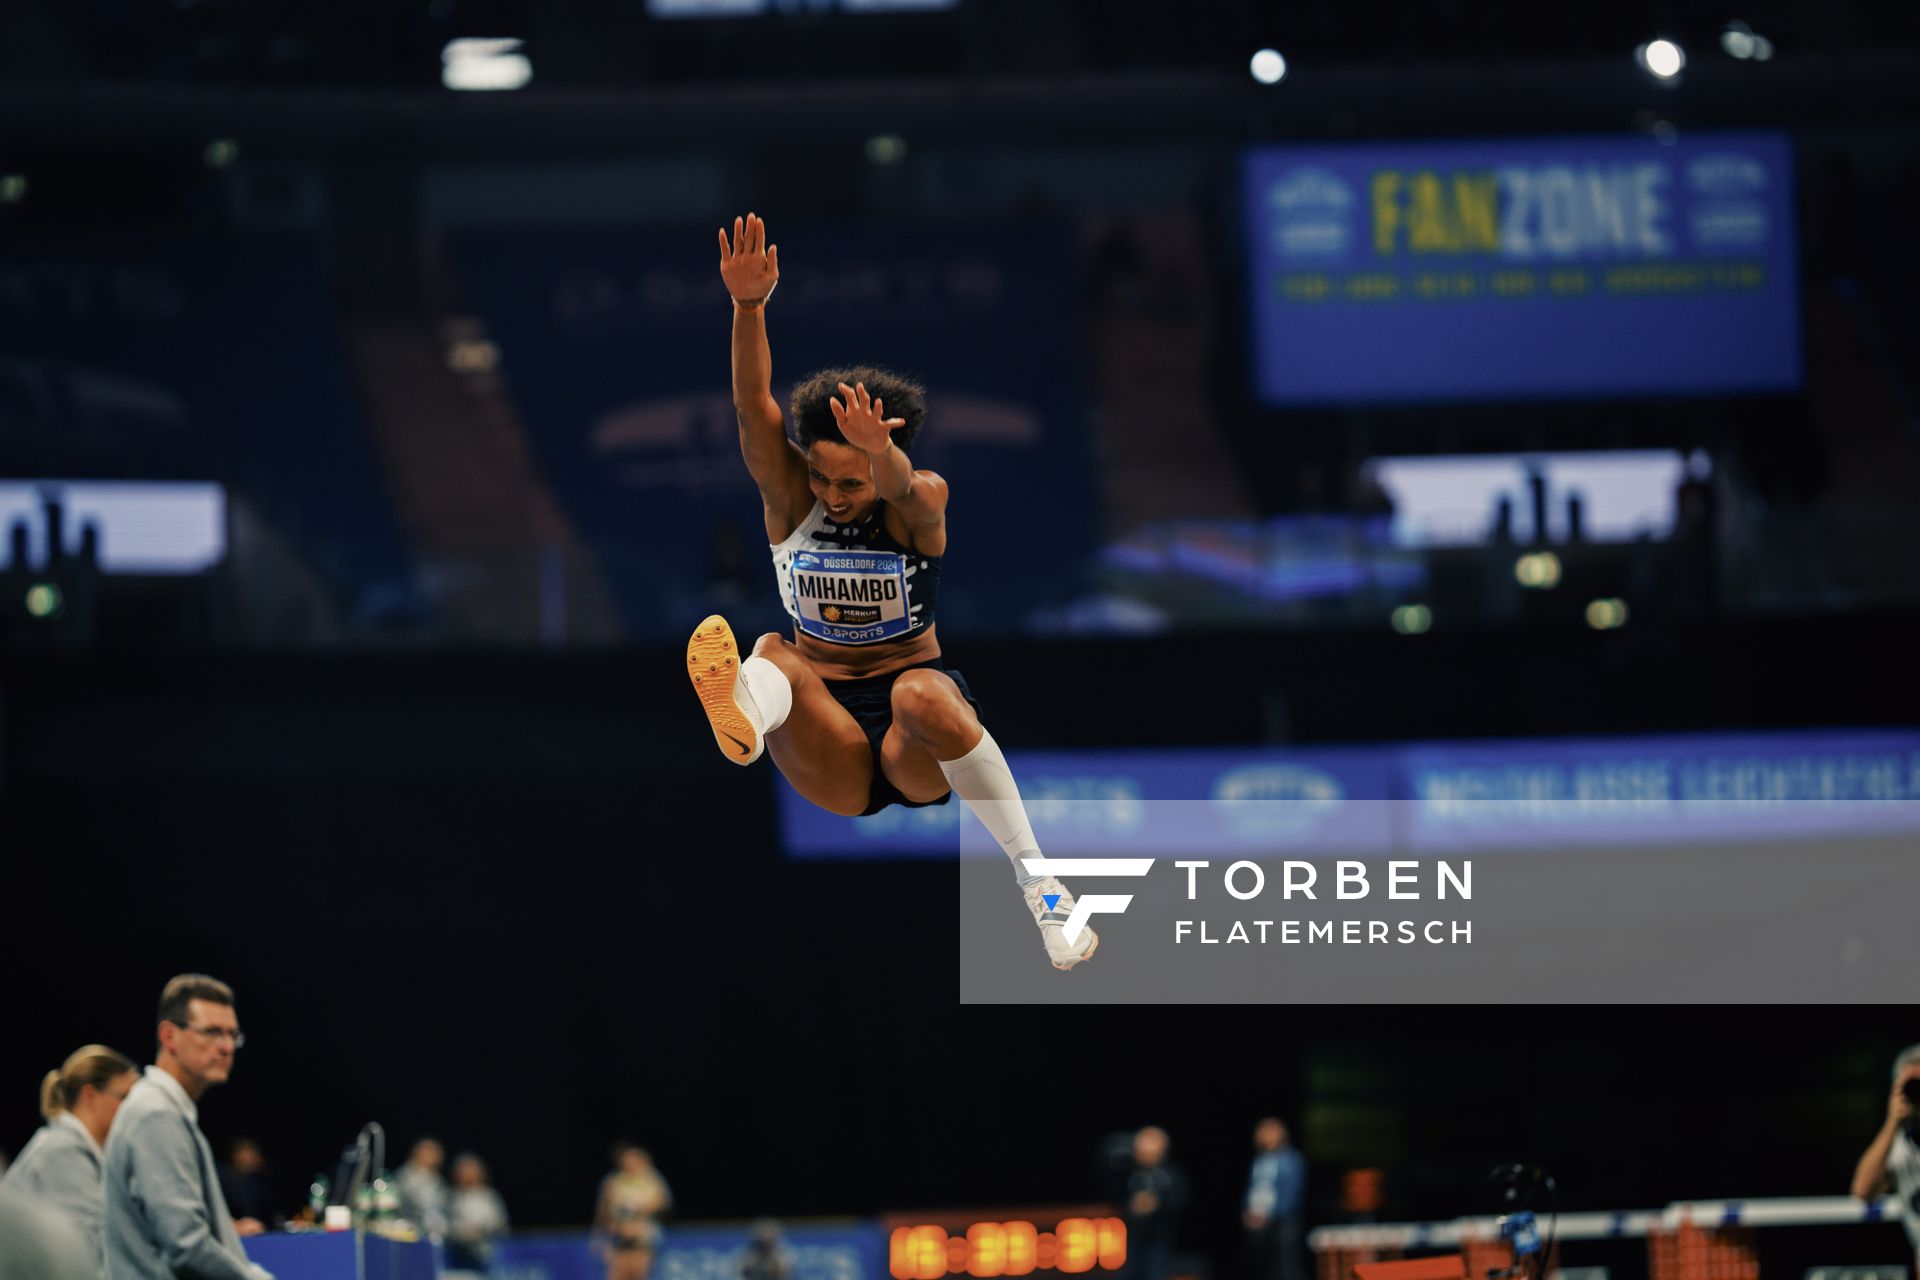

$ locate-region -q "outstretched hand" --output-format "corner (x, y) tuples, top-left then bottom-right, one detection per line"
(830, 381), (906, 456)
(718, 212), (779, 306)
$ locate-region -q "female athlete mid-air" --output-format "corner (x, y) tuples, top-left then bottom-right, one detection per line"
(685, 212), (1095, 971)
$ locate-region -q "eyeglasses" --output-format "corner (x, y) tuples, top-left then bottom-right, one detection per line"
(171, 1023), (246, 1049)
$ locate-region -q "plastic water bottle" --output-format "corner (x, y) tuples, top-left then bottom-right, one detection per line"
(373, 1170), (399, 1225)
(308, 1174), (330, 1226)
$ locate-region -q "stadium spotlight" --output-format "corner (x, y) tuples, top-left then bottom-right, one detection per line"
(1390, 604), (1432, 635)
(1250, 48), (1288, 85)
(25, 583), (62, 619)
(865, 134), (907, 165)
(1514, 550), (1562, 590)
(1585, 597), (1629, 630)
(442, 38), (532, 91)
(204, 139), (238, 169)
(0, 174), (25, 204)
(1635, 39), (1685, 80)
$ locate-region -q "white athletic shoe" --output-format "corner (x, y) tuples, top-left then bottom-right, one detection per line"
(1022, 874), (1098, 971)
(687, 615), (766, 765)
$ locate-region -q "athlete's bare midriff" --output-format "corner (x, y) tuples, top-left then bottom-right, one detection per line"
(795, 622), (942, 682)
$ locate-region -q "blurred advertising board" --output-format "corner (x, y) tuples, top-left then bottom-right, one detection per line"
(494, 1222), (886, 1280)
(1243, 132), (1800, 402)
(780, 728), (1920, 858)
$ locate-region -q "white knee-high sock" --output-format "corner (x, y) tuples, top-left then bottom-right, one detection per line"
(938, 729), (1044, 886)
(736, 655), (793, 735)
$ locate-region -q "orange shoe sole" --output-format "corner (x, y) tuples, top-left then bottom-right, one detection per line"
(687, 615), (758, 764)
(1054, 927), (1099, 971)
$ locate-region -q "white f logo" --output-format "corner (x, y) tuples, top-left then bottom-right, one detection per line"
(1019, 857), (1156, 944)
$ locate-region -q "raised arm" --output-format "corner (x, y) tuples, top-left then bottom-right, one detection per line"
(1852, 1076), (1913, 1200)
(720, 213), (809, 532)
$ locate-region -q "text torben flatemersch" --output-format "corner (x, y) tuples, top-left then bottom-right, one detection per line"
(1171, 859), (1474, 946)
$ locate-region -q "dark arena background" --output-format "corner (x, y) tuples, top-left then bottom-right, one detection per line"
(2, 2), (1918, 1279)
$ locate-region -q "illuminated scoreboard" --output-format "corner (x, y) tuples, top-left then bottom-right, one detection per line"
(885, 1210), (1126, 1279)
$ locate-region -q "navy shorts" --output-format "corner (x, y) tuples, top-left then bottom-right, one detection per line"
(822, 659), (983, 817)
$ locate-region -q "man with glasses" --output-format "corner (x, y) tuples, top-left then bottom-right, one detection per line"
(104, 974), (274, 1280)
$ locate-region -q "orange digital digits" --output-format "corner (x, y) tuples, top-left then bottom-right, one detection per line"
(890, 1219), (1126, 1280)
(1055, 1219), (1095, 1274)
(890, 1225), (950, 1280)
(1004, 1221), (1039, 1276)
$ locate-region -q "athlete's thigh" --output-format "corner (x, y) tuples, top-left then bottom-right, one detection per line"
(878, 726), (952, 805)
(762, 660), (873, 817)
(879, 668), (981, 803)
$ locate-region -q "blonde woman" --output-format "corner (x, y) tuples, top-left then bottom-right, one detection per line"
(9, 1044), (138, 1266)
(595, 1144), (673, 1280)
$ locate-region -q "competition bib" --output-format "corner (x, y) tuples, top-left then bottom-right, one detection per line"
(788, 549), (911, 644)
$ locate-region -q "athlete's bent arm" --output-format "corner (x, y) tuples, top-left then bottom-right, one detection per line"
(719, 213), (807, 526)
(830, 379), (949, 543)
(1852, 1076), (1913, 1200)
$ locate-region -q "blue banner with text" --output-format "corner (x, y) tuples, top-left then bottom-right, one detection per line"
(780, 728), (1920, 857)
(1244, 132), (1800, 403)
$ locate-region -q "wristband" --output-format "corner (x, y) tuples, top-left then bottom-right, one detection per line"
(732, 280), (777, 310)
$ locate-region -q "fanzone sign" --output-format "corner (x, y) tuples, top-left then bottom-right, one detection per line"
(1244, 132), (1800, 402)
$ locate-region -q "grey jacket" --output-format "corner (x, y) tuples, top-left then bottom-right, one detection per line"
(0, 1182), (100, 1280)
(102, 1068), (271, 1280)
(7, 1113), (106, 1270)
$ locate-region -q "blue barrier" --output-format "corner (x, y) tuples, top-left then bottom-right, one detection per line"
(242, 1231), (438, 1280)
(493, 1222), (887, 1280)
(780, 728), (1920, 857)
